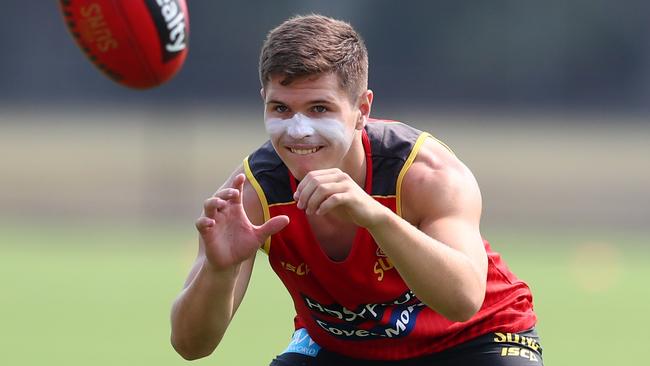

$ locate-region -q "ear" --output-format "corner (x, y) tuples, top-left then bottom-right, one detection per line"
(260, 88), (266, 101)
(355, 89), (374, 130)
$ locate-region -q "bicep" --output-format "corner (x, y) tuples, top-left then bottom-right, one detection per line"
(403, 140), (487, 276)
(419, 215), (487, 279)
(419, 169), (486, 274)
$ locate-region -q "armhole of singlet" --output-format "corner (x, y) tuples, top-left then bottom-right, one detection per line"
(243, 156), (272, 254)
(395, 133), (455, 217)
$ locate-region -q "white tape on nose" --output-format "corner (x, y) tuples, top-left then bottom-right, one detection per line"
(265, 113), (352, 150)
(287, 114), (315, 139)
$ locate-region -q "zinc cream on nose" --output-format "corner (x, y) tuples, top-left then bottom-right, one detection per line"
(265, 113), (352, 147)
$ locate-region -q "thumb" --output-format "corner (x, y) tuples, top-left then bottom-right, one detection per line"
(255, 215), (290, 240)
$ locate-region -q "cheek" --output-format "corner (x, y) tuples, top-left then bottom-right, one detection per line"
(314, 120), (350, 145)
(269, 134), (285, 154)
(265, 119), (286, 138)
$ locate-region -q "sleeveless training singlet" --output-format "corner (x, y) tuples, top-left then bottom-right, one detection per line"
(244, 120), (537, 361)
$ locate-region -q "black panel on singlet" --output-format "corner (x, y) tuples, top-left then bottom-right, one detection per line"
(365, 121), (423, 197)
(246, 141), (294, 205)
(246, 121), (424, 204)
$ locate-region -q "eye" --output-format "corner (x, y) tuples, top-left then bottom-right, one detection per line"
(274, 105), (289, 113)
(312, 105), (327, 113)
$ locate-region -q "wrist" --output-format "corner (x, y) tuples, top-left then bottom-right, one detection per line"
(363, 203), (394, 232)
(201, 258), (241, 281)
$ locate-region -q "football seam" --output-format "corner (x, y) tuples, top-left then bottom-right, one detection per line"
(110, 0), (160, 87)
(60, 0), (124, 82)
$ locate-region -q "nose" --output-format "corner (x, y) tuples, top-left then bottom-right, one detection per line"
(287, 114), (315, 139)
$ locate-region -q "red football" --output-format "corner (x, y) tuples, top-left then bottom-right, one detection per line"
(60, 0), (190, 89)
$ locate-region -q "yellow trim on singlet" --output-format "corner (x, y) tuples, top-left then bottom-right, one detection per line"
(243, 157), (272, 254)
(430, 135), (455, 157)
(395, 133), (455, 217)
(268, 201), (297, 208)
(371, 195), (397, 199)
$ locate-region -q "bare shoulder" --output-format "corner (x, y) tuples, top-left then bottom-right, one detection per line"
(400, 137), (482, 225)
(241, 170), (265, 226)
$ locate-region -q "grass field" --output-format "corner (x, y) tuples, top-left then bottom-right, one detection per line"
(2, 111), (648, 364)
(1, 223), (648, 365)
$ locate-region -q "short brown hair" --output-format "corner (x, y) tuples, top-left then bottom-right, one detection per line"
(259, 14), (368, 101)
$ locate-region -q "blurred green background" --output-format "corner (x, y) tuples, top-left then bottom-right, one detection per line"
(2, 223), (649, 365)
(2, 1), (650, 365)
(1, 115), (648, 365)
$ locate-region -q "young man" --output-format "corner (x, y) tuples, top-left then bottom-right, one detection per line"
(171, 15), (543, 365)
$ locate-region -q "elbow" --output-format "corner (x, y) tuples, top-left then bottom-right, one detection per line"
(171, 334), (216, 361)
(169, 307), (223, 361)
(175, 349), (212, 362)
(446, 302), (481, 323)
(437, 288), (485, 323)
(445, 267), (488, 322)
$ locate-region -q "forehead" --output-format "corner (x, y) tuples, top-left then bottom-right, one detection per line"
(264, 73), (348, 104)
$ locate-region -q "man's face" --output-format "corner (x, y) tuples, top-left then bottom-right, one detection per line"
(262, 73), (368, 180)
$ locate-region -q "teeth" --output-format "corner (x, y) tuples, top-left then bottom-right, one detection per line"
(290, 147), (319, 155)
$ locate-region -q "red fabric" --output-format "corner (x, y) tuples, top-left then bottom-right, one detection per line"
(269, 204), (536, 360)
(263, 123), (537, 360)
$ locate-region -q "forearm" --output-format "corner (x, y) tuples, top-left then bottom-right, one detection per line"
(367, 209), (486, 322)
(170, 259), (240, 360)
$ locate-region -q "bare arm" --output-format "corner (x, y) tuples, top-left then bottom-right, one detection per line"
(294, 138), (487, 322)
(368, 138), (487, 321)
(170, 168), (289, 360)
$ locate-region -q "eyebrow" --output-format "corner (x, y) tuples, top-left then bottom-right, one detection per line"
(308, 99), (336, 105)
(265, 99), (335, 106)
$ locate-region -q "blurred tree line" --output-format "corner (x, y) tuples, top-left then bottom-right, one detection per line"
(1, 0), (648, 114)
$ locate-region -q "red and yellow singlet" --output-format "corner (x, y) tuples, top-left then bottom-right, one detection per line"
(244, 120), (537, 361)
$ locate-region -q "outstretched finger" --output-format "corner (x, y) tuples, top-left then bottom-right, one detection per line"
(195, 216), (215, 234)
(230, 174), (246, 204)
(254, 215), (290, 241)
(214, 188), (239, 200)
(204, 197), (228, 218)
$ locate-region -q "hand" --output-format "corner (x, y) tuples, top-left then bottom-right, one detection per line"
(195, 174), (289, 271)
(293, 169), (388, 228)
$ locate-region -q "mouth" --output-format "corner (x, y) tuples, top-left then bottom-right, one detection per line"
(287, 146), (323, 155)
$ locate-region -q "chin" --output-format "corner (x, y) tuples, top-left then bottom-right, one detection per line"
(287, 162), (330, 181)
(280, 151), (341, 180)
(289, 166), (315, 181)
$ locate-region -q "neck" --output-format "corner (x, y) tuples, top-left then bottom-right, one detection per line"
(339, 129), (367, 188)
